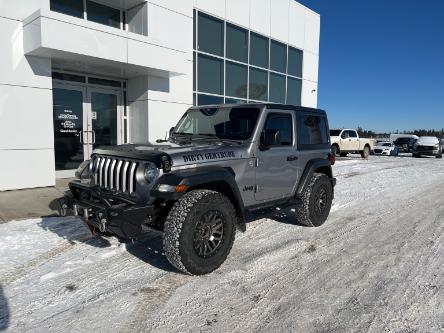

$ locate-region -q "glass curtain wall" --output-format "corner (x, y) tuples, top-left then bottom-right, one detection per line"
(193, 10), (303, 106)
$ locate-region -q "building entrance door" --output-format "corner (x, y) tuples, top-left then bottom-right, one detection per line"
(52, 82), (123, 178)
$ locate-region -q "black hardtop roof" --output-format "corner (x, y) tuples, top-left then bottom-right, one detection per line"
(189, 103), (326, 115)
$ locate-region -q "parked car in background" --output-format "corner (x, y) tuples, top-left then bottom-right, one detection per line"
(412, 136), (442, 158)
(374, 141), (399, 156)
(330, 129), (375, 158)
(390, 134), (419, 143)
(394, 137), (417, 153)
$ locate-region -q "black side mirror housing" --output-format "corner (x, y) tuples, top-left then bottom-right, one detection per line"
(260, 129), (281, 149)
(169, 127), (175, 137)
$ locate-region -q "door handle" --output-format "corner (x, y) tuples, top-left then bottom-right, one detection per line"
(287, 155), (298, 161)
(78, 131), (83, 143)
(91, 130), (96, 144)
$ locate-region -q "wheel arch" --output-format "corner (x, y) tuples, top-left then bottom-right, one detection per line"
(152, 166), (245, 220)
(296, 159), (334, 197)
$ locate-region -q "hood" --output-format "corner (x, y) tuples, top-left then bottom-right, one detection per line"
(92, 140), (249, 168)
(416, 137), (439, 145)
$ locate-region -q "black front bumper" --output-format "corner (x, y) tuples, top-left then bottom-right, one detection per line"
(69, 181), (154, 239)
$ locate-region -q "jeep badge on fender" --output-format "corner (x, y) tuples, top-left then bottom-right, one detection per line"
(65, 104), (336, 275)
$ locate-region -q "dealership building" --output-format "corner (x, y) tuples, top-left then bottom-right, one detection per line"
(0, 0), (320, 191)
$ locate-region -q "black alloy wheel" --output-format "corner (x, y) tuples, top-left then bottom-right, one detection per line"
(193, 210), (224, 258)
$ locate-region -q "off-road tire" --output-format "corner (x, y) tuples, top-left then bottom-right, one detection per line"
(412, 153), (419, 158)
(340, 152), (348, 157)
(295, 173), (333, 227)
(436, 153), (442, 159)
(361, 145), (370, 158)
(163, 190), (236, 275)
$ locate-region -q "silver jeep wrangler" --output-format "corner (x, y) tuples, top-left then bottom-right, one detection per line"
(66, 103), (336, 275)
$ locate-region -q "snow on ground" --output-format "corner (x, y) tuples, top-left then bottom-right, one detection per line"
(1, 155), (444, 332)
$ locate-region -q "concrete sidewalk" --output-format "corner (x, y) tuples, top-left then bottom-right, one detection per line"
(0, 179), (72, 223)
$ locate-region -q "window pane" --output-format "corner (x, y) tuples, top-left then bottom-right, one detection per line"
(226, 62), (247, 99)
(52, 72), (86, 83)
(197, 54), (224, 95)
(269, 73), (286, 103)
(225, 98), (246, 104)
(50, 0), (84, 18)
(87, 1), (120, 28)
(288, 47), (303, 77)
(198, 13), (224, 56)
(264, 115), (292, 146)
(249, 68), (268, 101)
(226, 24), (248, 63)
(197, 94), (224, 106)
(297, 115), (328, 145)
(270, 40), (286, 73)
(88, 77), (121, 88)
(250, 32), (269, 68)
(286, 77), (302, 106)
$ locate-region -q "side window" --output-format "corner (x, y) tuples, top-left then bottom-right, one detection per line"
(297, 114), (329, 149)
(264, 114), (293, 146)
(349, 130), (358, 138)
(341, 131), (349, 139)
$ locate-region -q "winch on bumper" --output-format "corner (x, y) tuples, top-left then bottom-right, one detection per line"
(69, 181), (155, 239)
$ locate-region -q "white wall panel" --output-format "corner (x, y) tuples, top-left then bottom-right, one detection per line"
(0, 17), (51, 89)
(249, 0), (270, 36)
(147, 61), (193, 105)
(304, 10), (320, 55)
(194, 0), (225, 19)
(0, 149), (55, 190)
(302, 51), (319, 83)
(301, 79), (318, 108)
(288, 1), (305, 50)
(0, 0), (48, 20)
(0, 85), (53, 150)
(148, 100), (191, 143)
(226, 0), (250, 28)
(270, 0), (289, 43)
(148, 0), (193, 17)
(147, 3), (193, 54)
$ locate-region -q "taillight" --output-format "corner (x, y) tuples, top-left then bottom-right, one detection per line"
(328, 153), (335, 165)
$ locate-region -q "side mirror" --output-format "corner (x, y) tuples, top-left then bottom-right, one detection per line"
(260, 129), (281, 149)
(169, 127), (175, 137)
(341, 133), (347, 139)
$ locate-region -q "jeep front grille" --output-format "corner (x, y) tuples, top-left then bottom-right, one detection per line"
(92, 156), (139, 194)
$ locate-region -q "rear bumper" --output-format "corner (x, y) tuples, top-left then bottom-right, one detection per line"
(69, 181), (154, 239)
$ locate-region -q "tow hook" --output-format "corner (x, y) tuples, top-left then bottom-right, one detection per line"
(99, 219), (107, 233)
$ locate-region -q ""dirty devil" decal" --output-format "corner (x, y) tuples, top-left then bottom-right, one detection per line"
(182, 151), (235, 163)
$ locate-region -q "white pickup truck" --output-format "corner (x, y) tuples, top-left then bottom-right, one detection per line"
(330, 129), (375, 158)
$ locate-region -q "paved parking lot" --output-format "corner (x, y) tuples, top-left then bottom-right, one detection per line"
(0, 155), (443, 332)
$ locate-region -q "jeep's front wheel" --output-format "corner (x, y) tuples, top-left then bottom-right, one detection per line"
(295, 173), (333, 227)
(163, 190), (236, 275)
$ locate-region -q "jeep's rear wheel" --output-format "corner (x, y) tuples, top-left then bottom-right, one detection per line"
(295, 173), (333, 227)
(163, 190), (236, 275)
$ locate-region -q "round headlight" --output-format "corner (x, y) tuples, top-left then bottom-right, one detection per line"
(144, 162), (159, 184)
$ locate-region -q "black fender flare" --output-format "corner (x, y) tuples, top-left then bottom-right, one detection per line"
(296, 159), (335, 197)
(151, 166), (246, 218)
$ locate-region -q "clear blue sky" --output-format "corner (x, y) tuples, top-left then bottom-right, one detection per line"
(298, 0), (444, 133)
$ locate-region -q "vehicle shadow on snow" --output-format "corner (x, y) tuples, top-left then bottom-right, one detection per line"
(38, 217), (112, 248)
(38, 217), (179, 272)
(126, 233), (180, 273)
(0, 285), (9, 331)
(257, 209), (312, 227)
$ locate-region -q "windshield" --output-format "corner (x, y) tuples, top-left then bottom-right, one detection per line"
(382, 143), (392, 147)
(174, 107), (260, 140)
(330, 130), (342, 136)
